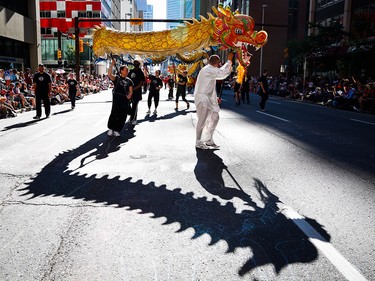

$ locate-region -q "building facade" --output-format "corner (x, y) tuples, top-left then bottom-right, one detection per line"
(121, 0), (136, 32)
(218, 0), (308, 78)
(0, 0), (40, 71)
(167, 0), (201, 29)
(307, 0), (375, 78)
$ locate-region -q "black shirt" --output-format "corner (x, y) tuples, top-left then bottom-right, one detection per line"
(33, 72), (52, 95)
(177, 75), (187, 94)
(167, 78), (174, 88)
(259, 74), (269, 93)
(128, 67), (145, 101)
(113, 76), (134, 97)
(148, 75), (163, 94)
(67, 79), (78, 93)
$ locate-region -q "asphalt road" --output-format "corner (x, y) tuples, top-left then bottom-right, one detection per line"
(0, 88), (374, 281)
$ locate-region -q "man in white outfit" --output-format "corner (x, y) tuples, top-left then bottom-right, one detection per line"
(194, 52), (234, 149)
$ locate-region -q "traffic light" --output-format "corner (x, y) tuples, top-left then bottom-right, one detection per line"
(284, 47), (289, 58)
(57, 49), (62, 59)
(79, 40), (84, 53)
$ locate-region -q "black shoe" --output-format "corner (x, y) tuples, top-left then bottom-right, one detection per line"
(33, 115), (40, 120)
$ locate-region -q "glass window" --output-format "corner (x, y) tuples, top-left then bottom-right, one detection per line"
(41, 11), (52, 18)
(41, 28), (52, 35)
(57, 11), (66, 18)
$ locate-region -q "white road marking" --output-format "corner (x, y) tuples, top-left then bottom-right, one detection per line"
(278, 203), (368, 281)
(268, 101), (281, 104)
(256, 111), (291, 122)
(350, 118), (375, 126)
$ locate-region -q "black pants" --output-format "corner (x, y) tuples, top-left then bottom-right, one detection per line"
(129, 99), (139, 122)
(175, 90), (188, 103)
(242, 90), (250, 103)
(168, 87), (173, 99)
(148, 91), (160, 108)
(36, 92), (50, 117)
(259, 92), (269, 110)
(69, 91), (76, 107)
(107, 93), (130, 132)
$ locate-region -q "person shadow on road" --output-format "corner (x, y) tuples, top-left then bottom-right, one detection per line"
(194, 149), (258, 209)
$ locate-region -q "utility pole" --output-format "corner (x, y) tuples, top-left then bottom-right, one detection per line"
(74, 17), (80, 81)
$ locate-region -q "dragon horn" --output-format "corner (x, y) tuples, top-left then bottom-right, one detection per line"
(212, 6), (219, 16)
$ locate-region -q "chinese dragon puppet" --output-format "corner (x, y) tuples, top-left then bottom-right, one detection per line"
(93, 5), (268, 67)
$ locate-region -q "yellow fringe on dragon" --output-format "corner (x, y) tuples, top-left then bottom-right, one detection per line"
(175, 50), (209, 64)
(93, 5), (268, 67)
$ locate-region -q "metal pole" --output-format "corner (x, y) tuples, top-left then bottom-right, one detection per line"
(259, 4), (267, 77)
(75, 17), (80, 81)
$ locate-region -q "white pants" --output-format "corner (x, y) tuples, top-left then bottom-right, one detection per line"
(196, 103), (219, 145)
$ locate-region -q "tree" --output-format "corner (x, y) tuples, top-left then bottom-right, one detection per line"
(65, 45), (76, 66)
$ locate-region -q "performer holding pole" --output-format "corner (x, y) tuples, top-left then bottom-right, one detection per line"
(107, 57), (134, 137)
(194, 51), (234, 149)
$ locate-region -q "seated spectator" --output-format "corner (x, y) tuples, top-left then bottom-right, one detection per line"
(13, 82), (30, 109)
(0, 89), (17, 118)
(356, 83), (375, 113)
(20, 82), (36, 108)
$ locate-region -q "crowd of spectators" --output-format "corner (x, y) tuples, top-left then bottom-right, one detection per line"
(2, 66), (375, 118)
(226, 72), (375, 114)
(0, 67), (112, 119)
(267, 75), (375, 114)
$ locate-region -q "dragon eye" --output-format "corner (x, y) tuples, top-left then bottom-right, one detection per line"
(235, 28), (243, 35)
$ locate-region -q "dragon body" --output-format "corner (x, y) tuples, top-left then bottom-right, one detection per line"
(93, 5), (267, 66)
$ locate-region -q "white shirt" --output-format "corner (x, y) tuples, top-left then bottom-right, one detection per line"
(194, 60), (232, 112)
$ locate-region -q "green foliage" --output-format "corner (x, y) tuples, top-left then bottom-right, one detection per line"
(65, 45), (75, 65)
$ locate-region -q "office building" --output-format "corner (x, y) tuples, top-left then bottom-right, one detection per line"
(0, 1), (40, 70)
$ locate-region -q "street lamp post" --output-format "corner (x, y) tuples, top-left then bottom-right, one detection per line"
(259, 4), (268, 77)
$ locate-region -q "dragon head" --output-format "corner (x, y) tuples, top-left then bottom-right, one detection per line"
(211, 5), (268, 66)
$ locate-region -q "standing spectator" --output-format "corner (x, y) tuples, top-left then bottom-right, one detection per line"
(33, 64), (52, 119)
(167, 75), (174, 100)
(107, 59), (133, 137)
(146, 69), (163, 114)
(162, 75), (169, 89)
(233, 79), (242, 107)
(258, 69), (269, 111)
(66, 73), (79, 110)
(175, 70), (189, 110)
(241, 72), (251, 104)
(128, 60), (145, 125)
(194, 52), (233, 149)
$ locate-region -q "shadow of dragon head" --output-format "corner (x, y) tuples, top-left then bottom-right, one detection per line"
(211, 5), (268, 66)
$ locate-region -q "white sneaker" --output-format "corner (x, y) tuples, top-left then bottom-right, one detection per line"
(113, 131), (121, 137)
(107, 129), (114, 136)
(131, 120), (138, 125)
(153, 109), (157, 114)
(146, 109), (151, 114)
(196, 143), (209, 150)
(205, 142), (220, 149)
